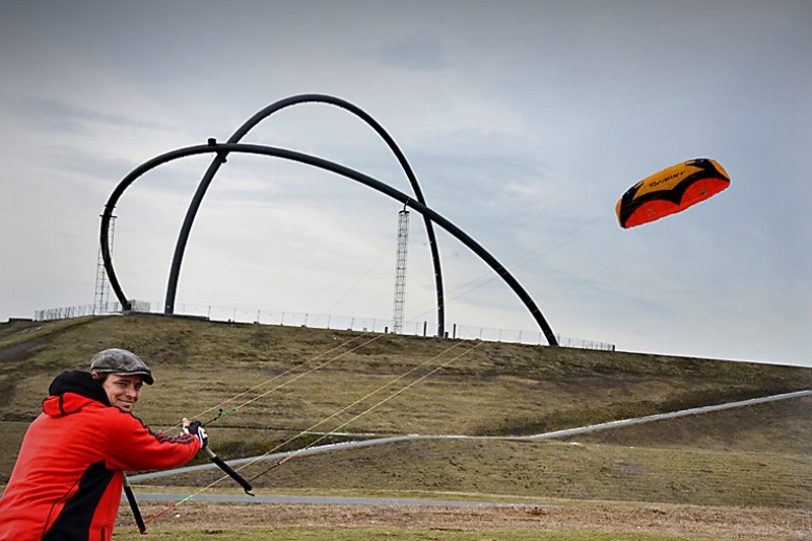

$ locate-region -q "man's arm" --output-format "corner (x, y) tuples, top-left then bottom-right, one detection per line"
(104, 410), (201, 472)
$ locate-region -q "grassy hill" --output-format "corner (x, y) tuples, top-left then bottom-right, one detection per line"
(1, 314), (810, 508)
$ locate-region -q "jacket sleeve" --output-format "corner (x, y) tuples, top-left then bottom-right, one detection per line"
(104, 410), (201, 472)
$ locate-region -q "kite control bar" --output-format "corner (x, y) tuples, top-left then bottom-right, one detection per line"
(123, 422), (252, 534)
(204, 446), (254, 495)
(189, 415), (253, 494)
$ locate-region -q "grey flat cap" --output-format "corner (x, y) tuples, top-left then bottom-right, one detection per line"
(89, 348), (154, 385)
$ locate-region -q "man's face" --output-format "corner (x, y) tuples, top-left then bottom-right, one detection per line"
(101, 374), (144, 412)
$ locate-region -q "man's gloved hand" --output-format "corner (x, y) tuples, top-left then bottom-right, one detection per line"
(182, 418), (209, 448)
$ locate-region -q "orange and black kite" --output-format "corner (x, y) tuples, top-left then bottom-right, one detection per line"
(616, 158), (730, 228)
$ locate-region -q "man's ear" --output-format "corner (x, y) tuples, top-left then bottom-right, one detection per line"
(91, 372), (101, 380)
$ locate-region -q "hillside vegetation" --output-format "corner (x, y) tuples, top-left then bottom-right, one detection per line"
(1, 314), (810, 509)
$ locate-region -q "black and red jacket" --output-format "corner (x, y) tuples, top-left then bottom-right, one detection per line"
(0, 370), (201, 541)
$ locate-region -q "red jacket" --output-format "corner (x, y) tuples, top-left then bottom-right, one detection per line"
(0, 371), (201, 541)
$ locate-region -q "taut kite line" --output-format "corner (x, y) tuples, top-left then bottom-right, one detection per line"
(100, 142), (559, 346)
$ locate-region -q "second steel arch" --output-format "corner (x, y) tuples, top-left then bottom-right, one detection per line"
(101, 142), (558, 346)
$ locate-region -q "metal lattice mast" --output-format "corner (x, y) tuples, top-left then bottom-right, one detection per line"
(94, 214), (116, 314)
(392, 208), (409, 334)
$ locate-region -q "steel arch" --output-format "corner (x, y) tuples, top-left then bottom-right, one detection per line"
(167, 94), (446, 335)
(101, 142), (558, 346)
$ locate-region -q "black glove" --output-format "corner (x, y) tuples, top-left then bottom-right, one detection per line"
(183, 419), (209, 448)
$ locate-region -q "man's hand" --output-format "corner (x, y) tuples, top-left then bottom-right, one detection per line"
(182, 417), (209, 448)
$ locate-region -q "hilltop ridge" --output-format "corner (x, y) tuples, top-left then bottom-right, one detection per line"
(1, 314), (810, 508)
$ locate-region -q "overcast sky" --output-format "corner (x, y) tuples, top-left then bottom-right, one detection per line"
(1, 1), (810, 367)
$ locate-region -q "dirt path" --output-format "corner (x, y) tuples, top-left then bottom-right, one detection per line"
(129, 500), (812, 540)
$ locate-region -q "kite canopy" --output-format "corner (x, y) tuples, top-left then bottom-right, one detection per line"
(616, 158), (730, 228)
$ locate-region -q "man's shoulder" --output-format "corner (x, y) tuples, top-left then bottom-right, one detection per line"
(97, 405), (150, 431)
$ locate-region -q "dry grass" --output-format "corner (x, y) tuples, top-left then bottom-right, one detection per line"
(1, 314), (810, 512)
(109, 499), (812, 541)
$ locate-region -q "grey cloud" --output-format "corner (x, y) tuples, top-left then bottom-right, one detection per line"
(38, 147), (137, 181)
(15, 95), (173, 134)
(367, 35), (449, 71)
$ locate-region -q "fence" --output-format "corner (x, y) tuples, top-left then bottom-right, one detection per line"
(33, 301), (615, 351)
(33, 300), (150, 321)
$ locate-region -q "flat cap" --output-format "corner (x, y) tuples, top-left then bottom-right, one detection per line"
(89, 348), (154, 385)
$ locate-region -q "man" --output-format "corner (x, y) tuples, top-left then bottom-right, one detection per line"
(0, 348), (208, 541)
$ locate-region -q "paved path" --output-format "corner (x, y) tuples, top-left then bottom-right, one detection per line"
(129, 388), (812, 484)
(130, 492), (534, 507)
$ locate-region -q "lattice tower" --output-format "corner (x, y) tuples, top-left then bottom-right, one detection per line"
(392, 209), (409, 334)
(94, 214), (115, 314)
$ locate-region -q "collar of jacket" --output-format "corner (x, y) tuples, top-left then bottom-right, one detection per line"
(42, 370), (111, 416)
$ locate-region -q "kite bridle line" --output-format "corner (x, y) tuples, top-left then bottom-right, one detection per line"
(138, 338), (482, 530)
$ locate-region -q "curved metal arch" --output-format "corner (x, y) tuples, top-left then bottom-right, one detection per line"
(102, 143), (558, 346)
(167, 94), (446, 336)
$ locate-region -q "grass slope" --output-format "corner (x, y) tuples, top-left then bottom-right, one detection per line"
(1, 314), (810, 510)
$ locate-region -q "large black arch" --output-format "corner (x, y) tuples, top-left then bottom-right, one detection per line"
(167, 94), (446, 336)
(101, 142), (558, 346)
